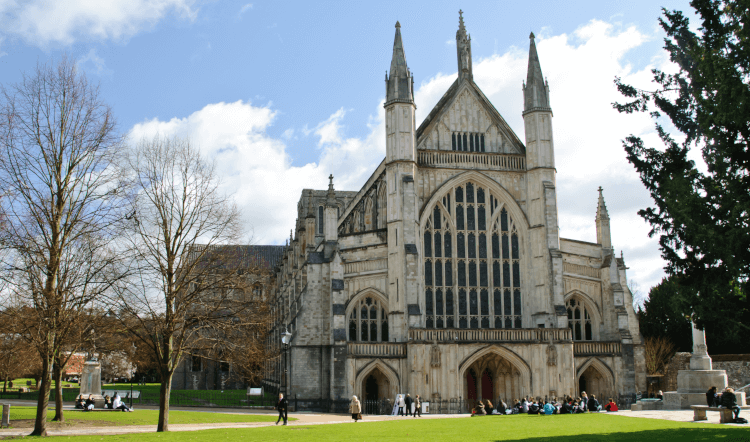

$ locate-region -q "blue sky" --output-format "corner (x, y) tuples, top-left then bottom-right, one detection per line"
(0, 0), (697, 297)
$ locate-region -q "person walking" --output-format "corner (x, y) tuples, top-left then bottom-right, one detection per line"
(349, 395), (362, 422)
(397, 394), (405, 416)
(276, 393), (288, 425)
(404, 394), (413, 416)
(414, 395), (422, 418)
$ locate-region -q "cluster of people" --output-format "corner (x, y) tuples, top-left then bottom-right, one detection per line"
(394, 394), (423, 418)
(471, 392), (619, 416)
(707, 386), (741, 420)
(74, 393), (133, 412)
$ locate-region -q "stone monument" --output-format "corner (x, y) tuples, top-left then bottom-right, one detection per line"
(663, 322), (745, 409)
(79, 354), (103, 405)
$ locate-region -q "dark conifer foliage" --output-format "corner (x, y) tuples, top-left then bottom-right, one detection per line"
(614, 0), (750, 332)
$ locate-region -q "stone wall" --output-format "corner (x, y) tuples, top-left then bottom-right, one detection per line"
(664, 353), (750, 392)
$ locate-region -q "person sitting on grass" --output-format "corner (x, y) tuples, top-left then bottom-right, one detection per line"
(475, 401), (487, 416)
(580, 392), (589, 411)
(605, 398), (619, 412)
(528, 400), (540, 415)
(75, 394), (85, 409)
(588, 394), (601, 412)
(561, 398), (573, 414)
(521, 397), (530, 413)
(495, 399), (507, 415)
(484, 399), (494, 415)
(513, 399), (522, 414)
(575, 398), (586, 414)
(112, 394), (132, 412)
(543, 401), (556, 415)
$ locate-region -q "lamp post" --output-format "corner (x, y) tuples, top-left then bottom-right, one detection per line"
(281, 328), (292, 399)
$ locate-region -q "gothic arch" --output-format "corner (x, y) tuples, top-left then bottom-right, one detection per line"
(420, 171), (529, 330)
(355, 359), (400, 396)
(564, 290), (602, 319)
(576, 357), (615, 399)
(419, 171), (529, 232)
(458, 345), (532, 395)
(347, 287), (388, 309)
(565, 290), (600, 341)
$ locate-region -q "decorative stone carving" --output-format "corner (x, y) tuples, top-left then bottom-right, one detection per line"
(546, 345), (557, 366)
(430, 344), (441, 367)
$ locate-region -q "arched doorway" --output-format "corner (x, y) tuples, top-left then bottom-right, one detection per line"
(360, 367), (391, 401)
(463, 350), (527, 410)
(578, 361), (614, 402)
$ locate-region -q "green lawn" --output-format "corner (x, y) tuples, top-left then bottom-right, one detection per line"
(5, 413), (747, 441)
(0, 406), (289, 428)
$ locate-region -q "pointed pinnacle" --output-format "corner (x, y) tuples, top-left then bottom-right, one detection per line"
(395, 21), (400, 28)
(530, 32), (535, 39)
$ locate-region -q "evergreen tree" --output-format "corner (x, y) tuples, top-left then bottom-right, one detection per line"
(638, 278), (692, 353)
(614, 0), (750, 332)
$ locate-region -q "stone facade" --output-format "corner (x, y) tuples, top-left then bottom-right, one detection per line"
(263, 13), (646, 408)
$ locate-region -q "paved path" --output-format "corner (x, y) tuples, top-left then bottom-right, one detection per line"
(1, 402), (744, 437)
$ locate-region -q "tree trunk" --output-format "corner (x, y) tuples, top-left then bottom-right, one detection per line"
(30, 356), (51, 437)
(52, 355), (64, 422)
(3, 375), (7, 393)
(156, 371), (173, 432)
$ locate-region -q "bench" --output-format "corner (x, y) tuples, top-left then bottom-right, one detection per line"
(690, 405), (750, 423)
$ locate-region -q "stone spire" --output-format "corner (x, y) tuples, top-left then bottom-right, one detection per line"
(596, 186), (609, 221)
(596, 187), (612, 249)
(385, 21), (414, 105)
(523, 32), (550, 113)
(456, 10), (473, 81)
(306, 189), (315, 219)
(326, 174), (337, 206)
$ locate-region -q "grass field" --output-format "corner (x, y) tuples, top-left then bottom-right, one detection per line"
(2, 413), (745, 441)
(0, 406), (290, 429)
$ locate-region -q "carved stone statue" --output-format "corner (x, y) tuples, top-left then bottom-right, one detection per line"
(430, 344), (441, 368)
(546, 344), (557, 366)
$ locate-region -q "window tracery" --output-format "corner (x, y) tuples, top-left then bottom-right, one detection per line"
(348, 296), (389, 342)
(566, 298), (592, 341)
(424, 182), (522, 329)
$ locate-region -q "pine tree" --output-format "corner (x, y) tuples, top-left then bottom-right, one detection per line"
(614, 0), (750, 331)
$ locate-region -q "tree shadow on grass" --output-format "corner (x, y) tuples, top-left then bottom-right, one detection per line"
(493, 427), (750, 442)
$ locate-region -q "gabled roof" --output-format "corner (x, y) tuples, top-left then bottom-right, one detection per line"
(415, 78), (525, 154)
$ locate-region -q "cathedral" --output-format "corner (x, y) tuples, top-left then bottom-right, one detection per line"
(263, 13), (646, 409)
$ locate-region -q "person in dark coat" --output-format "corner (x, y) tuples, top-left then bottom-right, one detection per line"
(706, 386), (719, 407)
(404, 394), (413, 416)
(276, 393), (288, 425)
(75, 394), (85, 409)
(721, 387), (740, 420)
(84, 394), (95, 411)
(587, 394), (601, 412)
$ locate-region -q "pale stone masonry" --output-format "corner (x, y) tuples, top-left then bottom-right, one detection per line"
(263, 12), (646, 407)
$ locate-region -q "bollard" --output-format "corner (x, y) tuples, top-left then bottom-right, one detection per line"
(1, 403), (9, 428)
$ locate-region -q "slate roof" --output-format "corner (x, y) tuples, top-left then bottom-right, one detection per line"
(187, 245), (286, 271)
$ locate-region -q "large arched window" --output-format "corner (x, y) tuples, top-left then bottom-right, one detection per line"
(566, 298), (592, 340)
(348, 296), (389, 342)
(424, 182), (523, 329)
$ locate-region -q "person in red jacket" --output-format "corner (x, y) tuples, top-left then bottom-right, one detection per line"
(605, 398), (619, 412)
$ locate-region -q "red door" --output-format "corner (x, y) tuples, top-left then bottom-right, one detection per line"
(467, 369), (477, 401)
(481, 369), (493, 401)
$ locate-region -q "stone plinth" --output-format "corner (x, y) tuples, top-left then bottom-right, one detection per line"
(80, 360), (102, 400)
(664, 391), (746, 410)
(676, 369), (727, 393)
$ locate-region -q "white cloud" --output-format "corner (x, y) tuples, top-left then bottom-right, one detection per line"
(128, 100), (384, 245)
(239, 3), (253, 16)
(0, 0), (197, 47)
(77, 48), (112, 76)
(127, 19), (670, 294)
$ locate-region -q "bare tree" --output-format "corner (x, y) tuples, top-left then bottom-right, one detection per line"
(644, 336), (677, 376)
(115, 135), (254, 432)
(0, 58), (125, 436)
